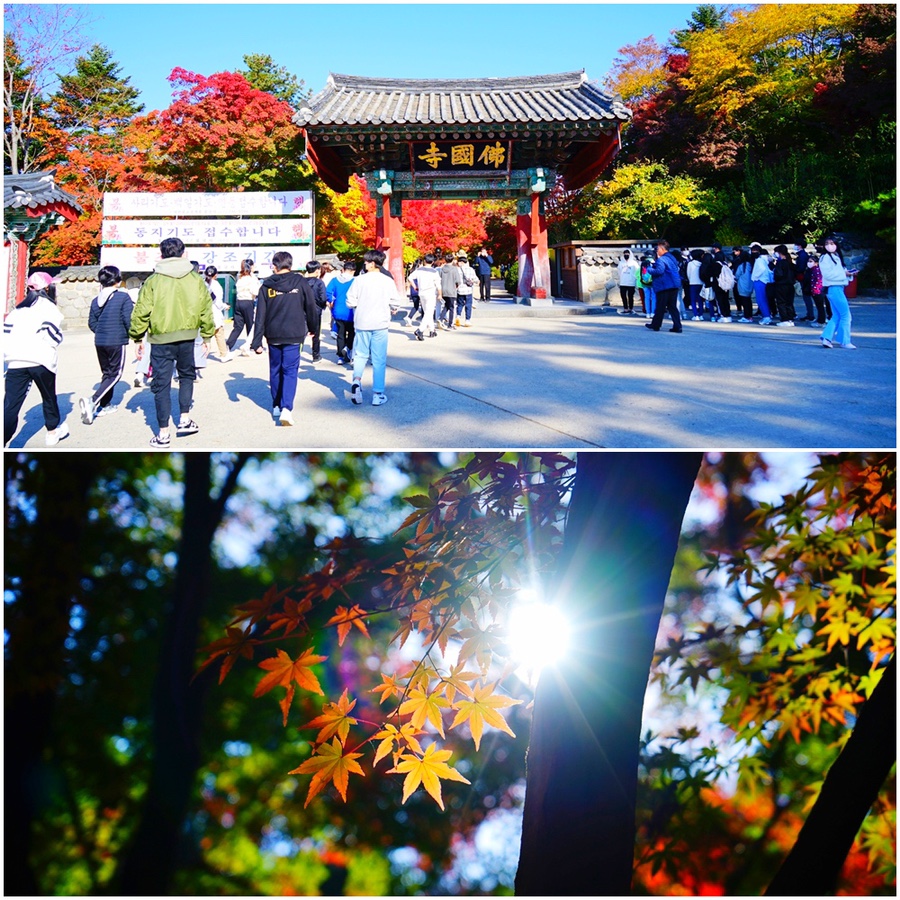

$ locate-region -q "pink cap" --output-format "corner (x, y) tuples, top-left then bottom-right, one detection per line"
(27, 271), (54, 290)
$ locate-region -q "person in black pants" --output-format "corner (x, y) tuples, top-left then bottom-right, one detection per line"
(304, 260), (328, 362)
(475, 248), (493, 302)
(644, 240), (684, 333)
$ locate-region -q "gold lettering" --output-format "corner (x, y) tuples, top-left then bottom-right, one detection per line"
(451, 144), (475, 166)
(477, 142), (507, 169)
(417, 141), (448, 169)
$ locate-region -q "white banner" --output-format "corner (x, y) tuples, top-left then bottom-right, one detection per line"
(102, 190), (312, 218)
(100, 244), (313, 274)
(102, 218), (311, 246)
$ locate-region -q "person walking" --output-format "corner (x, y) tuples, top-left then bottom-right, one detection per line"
(304, 260), (328, 362)
(616, 249), (639, 315)
(79, 265), (134, 425)
(251, 251), (317, 424)
(685, 249), (704, 320)
(644, 240), (684, 333)
(326, 260), (357, 365)
(439, 253), (462, 329)
(733, 249), (755, 323)
(346, 249), (401, 406)
(819, 237), (856, 349)
(456, 254), (477, 327)
(793, 241), (814, 321)
(129, 237), (216, 448)
(227, 258), (260, 357)
(475, 248), (493, 302)
(408, 253), (442, 340)
(4, 272), (69, 447)
(204, 266), (230, 360)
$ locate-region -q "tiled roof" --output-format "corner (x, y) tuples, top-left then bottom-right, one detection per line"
(296, 71), (629, 129)
(4, 170), (82, 213)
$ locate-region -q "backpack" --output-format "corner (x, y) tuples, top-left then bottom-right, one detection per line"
(639, 261), (653, 286)
(717, 264), (735, 291)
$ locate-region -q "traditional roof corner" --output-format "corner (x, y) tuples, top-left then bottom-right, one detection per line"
(4, 170), (83, 217)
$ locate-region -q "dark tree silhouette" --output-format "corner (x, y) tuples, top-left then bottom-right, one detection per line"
(516, 452), (703, 895)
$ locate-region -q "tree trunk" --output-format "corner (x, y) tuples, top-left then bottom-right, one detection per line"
(4, 459), (101, 895)
(764, 653), (896, 896)
(515, 452), (702, 896)
(115, 453), (249, 894)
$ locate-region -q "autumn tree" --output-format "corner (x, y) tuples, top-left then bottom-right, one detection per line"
(30, 44), (146, 266)
(604, 36), (668, 105)
(128, 67), (314, 192)
(3, 5), (95, 174)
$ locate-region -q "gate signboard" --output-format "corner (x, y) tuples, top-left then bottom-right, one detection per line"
(100, 191), (314, 274)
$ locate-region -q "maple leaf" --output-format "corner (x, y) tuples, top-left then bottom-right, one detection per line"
(229, 584), (294, 629)
(254, 648), (327, 699)
(325, 604), (370, 646)
(449, 681), (522, 750)
(440, 662), (479, 704)
(399, 688), (450, 737)
(300, 689), (358, 744)
(372, 722), (425, 766)
(389, 744), (471, 810)
(289, 737), (364, 807)
(195, 626), (257, 684)
(265, 597), (313, 637)
(371, 673), (404, 705)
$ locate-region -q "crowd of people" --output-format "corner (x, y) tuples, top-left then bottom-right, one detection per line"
(3, 233), (859, 448)
(618, 237), (857, 348)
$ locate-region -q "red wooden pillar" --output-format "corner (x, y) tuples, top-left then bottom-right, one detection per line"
(5, 235), (29, 310)
(516, 196), (550, 301)
(375, 195), (405, 293)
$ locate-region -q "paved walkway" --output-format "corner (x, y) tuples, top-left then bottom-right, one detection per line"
(5, 287), (895, 450)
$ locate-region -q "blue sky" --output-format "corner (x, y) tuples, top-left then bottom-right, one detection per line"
(31, 3), (700, 111)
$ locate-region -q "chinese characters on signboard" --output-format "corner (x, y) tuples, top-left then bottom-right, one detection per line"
(410, 140), (513, 174)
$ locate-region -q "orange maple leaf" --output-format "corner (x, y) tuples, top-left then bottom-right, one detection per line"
(371, 673), (405, 705)
(195, 626), (257, 684)
(300, 689), (358, 744)
(265, 597), (313, 637)
(372, 722), (425, 767)
(325, 604), (370, 646)
(254, 648), (327, 699)
(289, 737), (365, 806)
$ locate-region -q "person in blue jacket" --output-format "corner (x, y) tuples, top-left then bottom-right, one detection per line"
(644, 240), (684, 333)
(474, 248), (494, 302)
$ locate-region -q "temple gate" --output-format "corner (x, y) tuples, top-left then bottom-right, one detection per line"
(295, 71), (629, 301)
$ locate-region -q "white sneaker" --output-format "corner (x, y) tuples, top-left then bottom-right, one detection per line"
(239, 348), (251, 357)
(79, 396), (94, 425)
(738, 317), (752, 324)
(372, 393), (388, 407)
(776, 320), (795, 327)
(719, 316), (732, 323)
(760, 317), (772, 325)
(838, 342), (857, 349)
(45, 422), (70, 446)
(351, 381), (363, 405)
(279, 407), (294, 426)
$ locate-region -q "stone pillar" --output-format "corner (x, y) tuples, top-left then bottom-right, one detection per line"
(516, 200), (534, 302)
(375, 195), (405, 293)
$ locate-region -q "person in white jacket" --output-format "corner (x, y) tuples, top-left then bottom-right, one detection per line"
(749, 245), (775, 325)
(4, 272), (69, 446)
(819, 237), (855, 349)
(346, 249), (401, 406)
(616, 250), (640, 315)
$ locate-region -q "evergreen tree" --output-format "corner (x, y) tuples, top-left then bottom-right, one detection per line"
(50, 44), (143, 137)
(671, 4), (729, 49)
(239, 53), (310, 107)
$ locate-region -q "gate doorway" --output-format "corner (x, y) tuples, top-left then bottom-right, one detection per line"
(295, 71), (629, 302)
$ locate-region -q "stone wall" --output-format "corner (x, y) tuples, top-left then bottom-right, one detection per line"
(54, 266), (144, 331)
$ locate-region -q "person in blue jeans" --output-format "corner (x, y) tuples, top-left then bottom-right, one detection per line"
(819, 237), (856, 349)
(644, 240), (684, 333)
(346, 249), (401, 407)
(251, 251), (318, 425)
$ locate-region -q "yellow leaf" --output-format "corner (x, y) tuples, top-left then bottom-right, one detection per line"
(300, 688), (358, 744)
(290, 737), (364, 807)
(389, 744), (471, 810)
(372, 722), (424, 767)
(371, 673), (404, 705)
(449, 681), (521, 750)
(399, 688), (449, 737)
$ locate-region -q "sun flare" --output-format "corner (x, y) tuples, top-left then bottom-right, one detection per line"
(507, 599), (571, 674)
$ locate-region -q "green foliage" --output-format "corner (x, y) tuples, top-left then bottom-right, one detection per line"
(589, 161), (712, 238)
(239, 53), (310, 107)
(503, 260), (518, 295)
